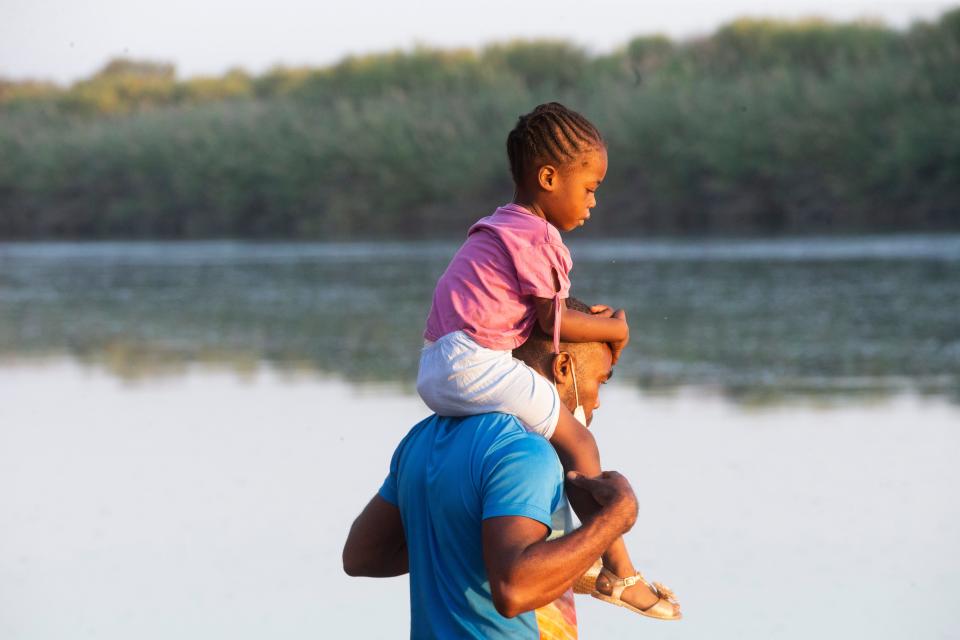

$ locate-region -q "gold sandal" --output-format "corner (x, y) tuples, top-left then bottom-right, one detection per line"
(591, 566), (682, 621)
(573, 558), (603, 595)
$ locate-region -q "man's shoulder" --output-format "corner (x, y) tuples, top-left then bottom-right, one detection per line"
(428, 411), (521, 431)
(433, 413), (556, 460)
(480, 413), (554, 451)
(396, 412), (558, 474)
(397, 412), (525, 447)
(472, 414), (561, 481)
(475, 413), (564, 529)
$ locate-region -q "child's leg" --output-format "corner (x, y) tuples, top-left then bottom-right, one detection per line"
(550, 404), (674, 613)
(417, 331), (558, 433)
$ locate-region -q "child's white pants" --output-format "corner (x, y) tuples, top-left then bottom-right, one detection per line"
(416, 330), (561, 440)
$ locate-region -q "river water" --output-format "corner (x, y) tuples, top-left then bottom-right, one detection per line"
(1, 237), (958, 638)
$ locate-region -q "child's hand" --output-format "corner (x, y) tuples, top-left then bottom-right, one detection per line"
(590, 304), (615, 318)
(609, 309), (629, 365)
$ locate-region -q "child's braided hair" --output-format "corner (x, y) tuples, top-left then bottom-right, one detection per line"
(506, 102), (606, 186)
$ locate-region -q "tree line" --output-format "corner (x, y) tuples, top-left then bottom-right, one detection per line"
(1, 9), (958, 238)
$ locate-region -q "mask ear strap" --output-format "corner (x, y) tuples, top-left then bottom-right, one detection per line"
(568, 353), (581, 407)
(552, 292), (562, 355)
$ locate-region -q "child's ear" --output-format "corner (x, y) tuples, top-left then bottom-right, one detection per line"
(538, 164), (558, 190)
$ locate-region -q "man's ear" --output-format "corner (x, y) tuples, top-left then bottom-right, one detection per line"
(537, 164), (559, 191)
(551, 351), (573, 387)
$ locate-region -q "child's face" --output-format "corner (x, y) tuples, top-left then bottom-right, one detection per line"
(541, 147), (608, 232)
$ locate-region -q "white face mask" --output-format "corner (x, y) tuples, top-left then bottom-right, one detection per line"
(557, 352), (587, 427)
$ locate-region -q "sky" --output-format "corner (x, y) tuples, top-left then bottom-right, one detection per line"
(1, 0), (956, 86)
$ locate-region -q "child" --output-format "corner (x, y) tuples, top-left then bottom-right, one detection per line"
(417, 102), (681, 620)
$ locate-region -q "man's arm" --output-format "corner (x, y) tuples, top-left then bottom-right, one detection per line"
(482, 471), (638, 618)
(342, 495), (409, 577)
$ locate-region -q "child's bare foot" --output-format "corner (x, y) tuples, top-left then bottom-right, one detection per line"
(595, 568), (682, 619)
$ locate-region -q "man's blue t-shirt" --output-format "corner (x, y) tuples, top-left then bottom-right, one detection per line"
(379, 412), (564, 639)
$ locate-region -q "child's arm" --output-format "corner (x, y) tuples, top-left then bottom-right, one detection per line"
(549, 406), (612, 542)
(533, 297), (630, 363)
(549, 405), (602, 477)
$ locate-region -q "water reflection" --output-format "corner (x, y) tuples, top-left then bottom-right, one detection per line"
(2, 361), (958, 639)
(2, 236), (958, 403)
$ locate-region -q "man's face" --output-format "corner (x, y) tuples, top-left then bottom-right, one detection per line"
(561, 343), (613, 426)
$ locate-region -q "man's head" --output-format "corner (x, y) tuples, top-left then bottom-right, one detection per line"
(513, 297), (613, 426)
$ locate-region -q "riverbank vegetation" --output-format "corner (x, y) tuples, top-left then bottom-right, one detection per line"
(1, 9), (958, 238)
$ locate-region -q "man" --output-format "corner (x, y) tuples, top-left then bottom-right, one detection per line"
(342, 298), (638, 638)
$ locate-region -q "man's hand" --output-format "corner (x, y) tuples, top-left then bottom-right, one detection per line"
(565, 470), (638, 532)
(609, 309), (629, 365)
(590, 304), (614, 318)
